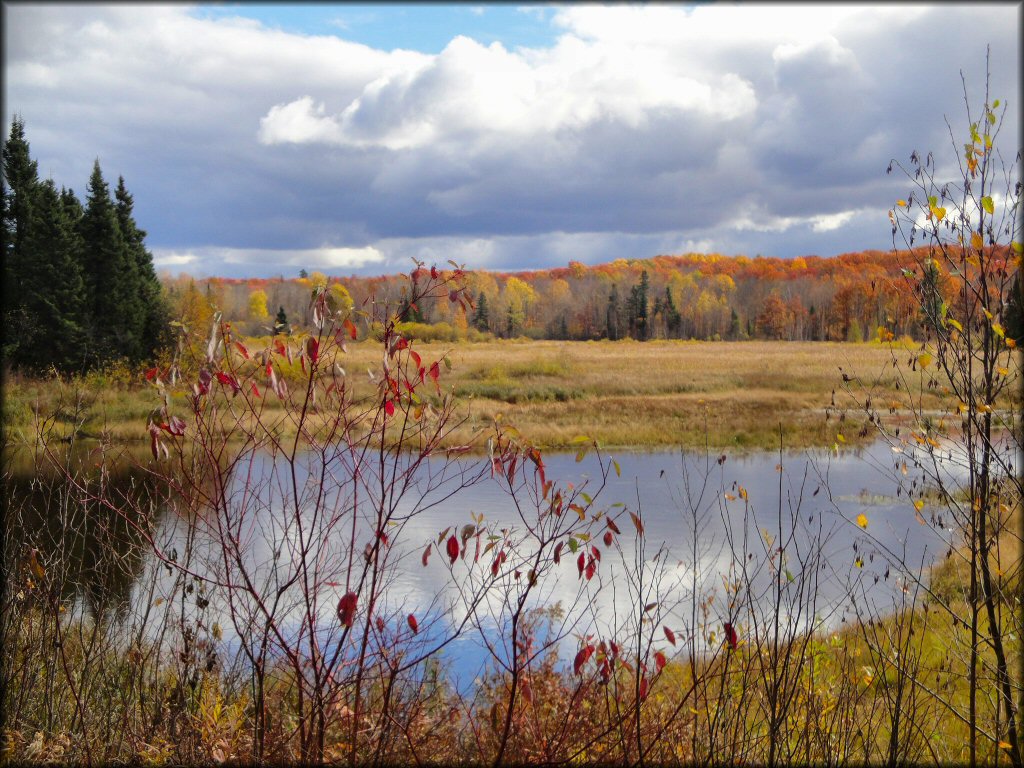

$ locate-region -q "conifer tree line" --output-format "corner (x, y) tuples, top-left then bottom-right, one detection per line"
(2, 117), (168, 373)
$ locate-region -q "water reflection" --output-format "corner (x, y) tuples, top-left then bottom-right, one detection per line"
(5, 439), (957, 679)
(4, 443), (164, 621)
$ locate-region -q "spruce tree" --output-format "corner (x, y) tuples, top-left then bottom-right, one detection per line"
(80, 159), (135, 365)
(115, 176), (168, 359)
(20, 180), (88, 371)
(2, 116), (40, 367)
(472, 291), (490, 332)
(607, 285), (620, 340)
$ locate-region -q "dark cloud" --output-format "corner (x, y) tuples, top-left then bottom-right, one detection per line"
(4, 4), (1019, 278)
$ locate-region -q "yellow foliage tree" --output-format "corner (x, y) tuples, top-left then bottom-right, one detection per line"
(248, 289), (269, 320)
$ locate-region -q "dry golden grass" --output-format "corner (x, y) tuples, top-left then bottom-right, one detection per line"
(3, 339), (976, 451)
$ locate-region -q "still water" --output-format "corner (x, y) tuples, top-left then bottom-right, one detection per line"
(7, 439), (959, 686)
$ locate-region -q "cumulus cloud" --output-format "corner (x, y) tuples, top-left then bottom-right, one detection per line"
(4, 3), (1019, 277)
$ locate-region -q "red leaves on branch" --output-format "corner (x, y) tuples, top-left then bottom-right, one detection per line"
(431, 265), (439, 280)
(573, 644), (594, 675)
(663, 626), (677, 646)
(384, 399), (395, 417)
(407, 614), (419, 634)
(724, 622), (738, 650)
(337, 592), (357, 628)
(215, 371), (241, 395)
(446, 535), (459, 565)
(654, 651), (667, 673)
(491, 550), (506, 577)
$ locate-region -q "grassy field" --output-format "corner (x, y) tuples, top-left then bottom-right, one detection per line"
(2, 339), (966, 452)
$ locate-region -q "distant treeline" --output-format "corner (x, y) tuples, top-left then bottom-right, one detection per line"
(2, 118), (167, 373)
(168, 248), (1022, 344)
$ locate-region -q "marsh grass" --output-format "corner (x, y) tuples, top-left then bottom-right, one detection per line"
(3, 340), (966, 451)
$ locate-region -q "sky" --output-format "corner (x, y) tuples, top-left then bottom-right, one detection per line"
(3, 2), (1021, 279)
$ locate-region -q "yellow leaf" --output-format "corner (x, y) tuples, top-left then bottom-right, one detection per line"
(997, 367), (1009, 376)
(1012, 241), (1023, 254)
(947, 318), (963, 332)
(918, 353), (932, 369)
(855, 556), (864, 568)
(836, 433), (846, 443)
(738, 486), (748, 501)
(724, 493), (737, 501)
(914, 500), (925, 512)
(982, 196), (995, 215)
(992, 322), (1005, 338)
(856, 513), (868, 529)
(999, 741), (1012, 749)
(932, 206), (946, 221)
(958, 402), (969, 413)
(1007, 338), (1017, 349)
(971, 232), (984, 250)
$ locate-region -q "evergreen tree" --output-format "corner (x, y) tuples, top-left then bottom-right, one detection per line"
(115, 176), (168, 358)
(606, 285), (620, 340)
(663, 286), (681, 337)
(275, 306), (290, 334)
(80, 159), (135, 364)
(19, 180), (89, 371)
(2, 116), (40, 366)
(636, 270), (650, 340)
(728, 307), (741, 340)
(472, 291), (490, 332)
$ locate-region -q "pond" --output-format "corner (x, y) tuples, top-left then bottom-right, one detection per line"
(6, 438), (961, 688)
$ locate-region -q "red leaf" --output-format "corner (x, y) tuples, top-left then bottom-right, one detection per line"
(446, 535), (459, 565)
(553, 541), (563, 565)
(639, 677), (648, 700)
(606, 518), (621, 535)
(448, 289), (459, 303)
(428, 361), (440, 384)
(585, 558), (596, 581)
(306, 336), (319, 364)
(251, 382), (261, 398)
(629, 511), (644, 535)
(343, 317), (358, 340)
(337, 592), (357, 628)
(431, 265), (439, 279)
(724, 622), (738, 650)
(573, 644), (594, 675)
(577, 552), (586, 577)
(410, 349), (421, 368)
(491, 550), (506, 577)
(234, 340), (250, 359)
(663, 626), (677, 646)
(385, 399), (395, 417)
(376, 616), (385, 633)
(145, 366), (159, 381)
(167, 415), (187, 436)
(603, 531), (613, 547)
(407, 614), (419, 634)
(591, 545), (601, 562)
(421, 544), (432, 567)
(654, 651), (667, 673)
(394, 336), (409, 352)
